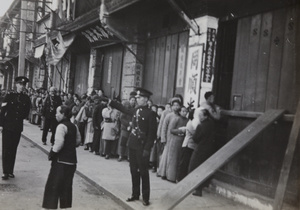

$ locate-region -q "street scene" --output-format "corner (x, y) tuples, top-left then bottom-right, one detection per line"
(0, 132), (126, 210)
(0, 0), (299, 210)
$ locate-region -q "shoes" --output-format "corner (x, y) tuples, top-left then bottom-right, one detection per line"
(2, 174), (9, 180)
(161, 176), (167, 180)
(8, 174), (14, 178)
(84, 146), (89, 150)
(105, 155), (110, 159)
(152, 167), (157, 173)
(100, 153), (105, 157)
(94, 152), (100, 155)
(143, 200), (150, 206)
(118, 157), (124, 162)
(42, 142), (47, 145)
(126, 196), (139, 202)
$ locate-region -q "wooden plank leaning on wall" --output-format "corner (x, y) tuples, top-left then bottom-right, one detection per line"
(151, 109), (285, 210)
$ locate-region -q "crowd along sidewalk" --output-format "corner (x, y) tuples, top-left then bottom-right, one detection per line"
(21, 120), (252, 210)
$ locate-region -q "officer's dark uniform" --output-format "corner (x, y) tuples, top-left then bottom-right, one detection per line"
(110, 88), (157, 205)
(0, 76), (31, 180)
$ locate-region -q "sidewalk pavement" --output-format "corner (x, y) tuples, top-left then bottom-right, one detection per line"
(21, 120), (253, 210)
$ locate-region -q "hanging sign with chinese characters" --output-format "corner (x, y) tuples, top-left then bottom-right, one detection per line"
(81, 24), (118, 47)
(184, 44), (204, 107)
(203, 28), (216, 83)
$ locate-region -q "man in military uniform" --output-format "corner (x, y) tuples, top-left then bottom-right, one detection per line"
(110, 87), (157, 206)
(0, 76), (31, 180)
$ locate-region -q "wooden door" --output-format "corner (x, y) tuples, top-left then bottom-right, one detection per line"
(144, 31), (189, 105)
(101, 44), (123, 98)
(74, 54), (89, 96)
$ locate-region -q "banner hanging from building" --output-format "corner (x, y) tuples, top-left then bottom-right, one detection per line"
(45, 32), (75, 66)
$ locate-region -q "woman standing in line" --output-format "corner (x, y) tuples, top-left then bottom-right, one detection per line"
(42, 105), (81, 209)
(166, 106), (188, 182)
(102, 103), (120, 159)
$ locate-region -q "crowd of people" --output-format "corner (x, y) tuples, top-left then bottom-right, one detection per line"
(24, 86), (221, 195)
(0, 81), (222, 207)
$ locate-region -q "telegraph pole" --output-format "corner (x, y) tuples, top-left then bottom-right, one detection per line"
(18, 0), (27, 76)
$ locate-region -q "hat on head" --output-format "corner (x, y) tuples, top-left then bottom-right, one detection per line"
(204, 91), (213, 100)
(15, 76), (29, 85)
(135, 87), (152, 98)
(129, 91), (137, 97)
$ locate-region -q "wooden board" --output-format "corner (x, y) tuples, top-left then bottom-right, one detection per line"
(231, 17), (251, 110)
(277, 6), (298, 113)
(155, 36), (166, 103)
(265, 8), (286, 110)
(166, 34), (179, 102)
(255, 12), (272, 112)
(273, 99), (300, 210)
(162, 35), (172, 102)
(244, 14), (261, 111)
(151, 109), (285, 210)
(144, 39), (156, 91)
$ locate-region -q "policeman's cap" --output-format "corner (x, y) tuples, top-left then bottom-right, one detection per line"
(135, 87), (152, 98)
(15, 76), (29, 85)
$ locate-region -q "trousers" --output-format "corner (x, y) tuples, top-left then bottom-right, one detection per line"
(129, 148), (150, 201)
(2, 129), (21, 174)
(42, 161), (76, 209)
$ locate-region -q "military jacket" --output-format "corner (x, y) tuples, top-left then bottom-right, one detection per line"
(0, 92), (31, 132)
(110, 101), (157, 151)
(128, 105), (157, 151)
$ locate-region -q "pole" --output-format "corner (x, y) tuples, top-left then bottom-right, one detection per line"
(18, 0), (27, 76)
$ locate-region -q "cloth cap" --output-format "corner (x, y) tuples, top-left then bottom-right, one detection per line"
(15, 76), (29, 85)
(129, 91), (137, 97)
(135, 87), (152, 98)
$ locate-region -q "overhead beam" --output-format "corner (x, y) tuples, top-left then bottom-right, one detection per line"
(166, 0), (200, 35)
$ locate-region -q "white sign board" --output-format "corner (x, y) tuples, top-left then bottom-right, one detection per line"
(184, 44), (204, 108)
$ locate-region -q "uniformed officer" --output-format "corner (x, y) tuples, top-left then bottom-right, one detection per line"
(109, 87), (157, 206)
(0, 76), (31, 180)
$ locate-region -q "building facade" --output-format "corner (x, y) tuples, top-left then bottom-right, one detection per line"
(0, 0), (299, 209)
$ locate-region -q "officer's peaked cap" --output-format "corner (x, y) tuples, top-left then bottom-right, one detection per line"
(135, 87), (152, 98)
(15, 76), (29, 85)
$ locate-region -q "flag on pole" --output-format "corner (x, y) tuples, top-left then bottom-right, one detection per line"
(45, 32), (75, 66)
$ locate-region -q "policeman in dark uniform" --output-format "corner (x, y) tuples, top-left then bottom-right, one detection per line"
(0, 76), (31, 180)
(110, 87), (157, 206)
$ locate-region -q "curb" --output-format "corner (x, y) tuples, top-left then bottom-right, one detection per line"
(21, 133), (134, 210)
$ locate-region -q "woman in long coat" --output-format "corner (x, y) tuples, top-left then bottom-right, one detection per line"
(165, 106), (188, 182)
(157, 99), (181, 179)
(102, 104), (120, 159)
(83, 98), (95, 151)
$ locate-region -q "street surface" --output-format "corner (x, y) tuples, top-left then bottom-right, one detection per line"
(0, 134), (126, 210)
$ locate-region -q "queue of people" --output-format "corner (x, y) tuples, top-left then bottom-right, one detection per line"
(0, 77), (222, 208)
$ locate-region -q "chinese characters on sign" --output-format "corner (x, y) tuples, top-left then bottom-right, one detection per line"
(184, 44), (204, 107)
(203, 28), (216, 83)
(176, 45), (186, 88)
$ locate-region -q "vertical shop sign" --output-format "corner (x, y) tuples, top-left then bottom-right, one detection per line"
(184, 44), (204, 107)
(203, 28), (216, 83)
(176, 45), (186, 88)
